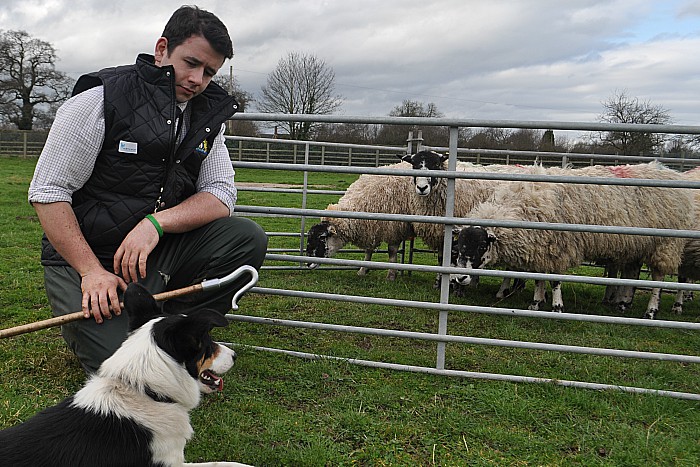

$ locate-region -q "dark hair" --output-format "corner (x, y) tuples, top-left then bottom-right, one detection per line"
(162, 5), (234, 59)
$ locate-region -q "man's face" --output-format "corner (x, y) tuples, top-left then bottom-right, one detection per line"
(154, 35), (225, 103)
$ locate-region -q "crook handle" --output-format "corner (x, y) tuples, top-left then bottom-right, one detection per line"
(200, 265), (259, 310)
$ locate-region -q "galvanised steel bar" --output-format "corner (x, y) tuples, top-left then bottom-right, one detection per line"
(249, 285), (700, 331)
(226, 134), (406, 152)
(232, 160), (700, 188)
(237, 186), (345, 195)
(266, 253), (700, 293)
(231, 112), (700, 134)
(220, 343), (700, 401)
(225, 315), (700, 364)
(299, 143), (311, 258)
(238, 205), (700, 239)
(436, 127), (460, 369)
(428, 146), (700, 166)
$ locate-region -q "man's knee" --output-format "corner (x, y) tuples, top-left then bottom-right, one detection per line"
(211, 217), (268, 267)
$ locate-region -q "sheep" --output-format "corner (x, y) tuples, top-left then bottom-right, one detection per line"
(671, 166), (700, 314)
(453, 162), (694, 319)
(564, 163), (686, 311)
(305, 161), (415, 281)
(400, 150), (530, 297)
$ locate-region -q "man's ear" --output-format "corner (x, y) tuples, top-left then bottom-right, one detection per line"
(154, 37), (168, 65)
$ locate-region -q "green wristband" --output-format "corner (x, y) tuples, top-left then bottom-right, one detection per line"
(145, 214), (163, 237)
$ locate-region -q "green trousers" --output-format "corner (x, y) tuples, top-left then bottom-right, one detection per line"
(44, 216), (268, 374)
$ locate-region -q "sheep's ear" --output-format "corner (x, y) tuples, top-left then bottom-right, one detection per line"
(487, 230), (497, 243)
(438, 152), (449, 162)
(328, 225), (337, 235)
(400, 154), (412, 163)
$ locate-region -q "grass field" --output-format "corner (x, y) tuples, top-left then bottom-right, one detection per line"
(1, 156), (700, 466)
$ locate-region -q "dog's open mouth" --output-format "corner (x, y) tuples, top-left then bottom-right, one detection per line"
(199, 370), (224, 391)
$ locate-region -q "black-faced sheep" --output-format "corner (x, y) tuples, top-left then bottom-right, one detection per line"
(400, 150), (531, 297)
(454, 162), (694, 319)
(305, 162), (415, 281)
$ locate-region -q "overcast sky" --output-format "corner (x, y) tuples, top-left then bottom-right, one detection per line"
(2, 0), (699, 137)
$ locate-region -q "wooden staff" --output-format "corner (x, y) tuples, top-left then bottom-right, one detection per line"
(0, 265), (258, 340)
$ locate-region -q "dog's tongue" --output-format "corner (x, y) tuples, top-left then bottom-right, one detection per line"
(201, 370), (224, 391)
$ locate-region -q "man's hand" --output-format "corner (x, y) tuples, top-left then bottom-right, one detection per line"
(80, 268), (128, 323)
(32, 201), (130, 323)
(114, 217), (161, 283)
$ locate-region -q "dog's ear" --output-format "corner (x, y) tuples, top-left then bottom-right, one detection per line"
(188, 309), (229, 329)
(161, 309), (229, 361)
(123, 282), (162, 331)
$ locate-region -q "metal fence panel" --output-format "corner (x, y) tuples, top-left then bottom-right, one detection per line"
(225, 115), (700, 400)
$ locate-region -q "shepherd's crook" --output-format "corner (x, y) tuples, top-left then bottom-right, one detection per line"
(0, 265), (258, 340)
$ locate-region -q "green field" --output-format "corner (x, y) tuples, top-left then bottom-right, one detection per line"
(1, 156), (700, 466)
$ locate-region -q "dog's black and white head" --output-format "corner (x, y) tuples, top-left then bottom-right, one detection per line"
(400, 150), (448, 196)
(92, 283), (236, 409)
(454, 226), (497, 286)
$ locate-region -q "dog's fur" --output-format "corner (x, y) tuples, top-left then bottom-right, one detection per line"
(0, 283), (251, 467)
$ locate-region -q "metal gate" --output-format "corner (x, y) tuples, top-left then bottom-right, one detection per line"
(226, 113), (700, 400)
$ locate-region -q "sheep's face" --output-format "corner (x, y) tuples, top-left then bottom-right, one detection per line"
(305, 221), (344, 268)
(453, 226), (496, 285)
(401, 150), (448, 197)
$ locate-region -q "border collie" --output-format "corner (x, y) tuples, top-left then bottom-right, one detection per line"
(0, 282), (251, 467)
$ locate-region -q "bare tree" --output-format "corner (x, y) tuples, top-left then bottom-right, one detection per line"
(213, 73), (258, 136)
(389, 100), (443, 119)
(597, 90), (672, 155)
(462, 128), (509, 150)
(315, 122), (380, 144)
(0, 30), (73, 130)
(256, 52), (342, 140)
(376, 99), (448, 146)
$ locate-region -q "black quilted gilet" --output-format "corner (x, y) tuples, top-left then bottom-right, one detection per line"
(41, 54), (239, 267)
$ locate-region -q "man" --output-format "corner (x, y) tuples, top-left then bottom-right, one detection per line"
(28, 6), (267, 373)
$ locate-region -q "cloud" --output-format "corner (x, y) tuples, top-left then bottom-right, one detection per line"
(1, 0), (699, 129)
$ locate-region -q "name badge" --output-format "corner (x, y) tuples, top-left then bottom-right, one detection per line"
(118, 140), (138, 154)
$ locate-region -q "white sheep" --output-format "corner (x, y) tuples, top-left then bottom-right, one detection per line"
(454, 162), (694, 319)
(671, 166), (700, 314)
(560, 163), (686, 312)
(305, 161), (415, 280)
